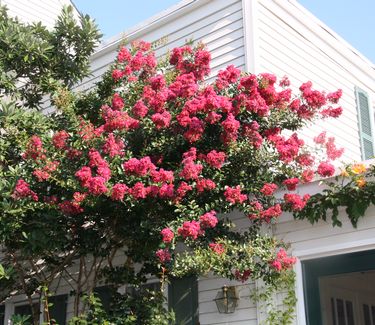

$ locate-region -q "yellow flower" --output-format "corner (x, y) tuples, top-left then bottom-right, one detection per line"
(351, 163), (366, 175)
(356, 178), (366, 188)
(340, 170), (349, 177)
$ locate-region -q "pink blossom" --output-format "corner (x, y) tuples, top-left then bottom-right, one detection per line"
(112, 93), (124, 110)
(325, 137), (344, 160)
(161, 228), (174, 243)
(117, 46), (131, 62)
(204, 150), (226, 169)
(260, 183), (278, 196)
(221, 113), (240, 144)
(209, 243), (225, 255)
(88, 177), (108, 195)
(179, 160), (203, 180)
(327, 89), (342, 104)
(314, 131), (327, 144)
(132, 100), (149, 118)
(151, 111), (171, 129)
(224, 186), (247, 204)
(155, 249), (171, 263)
(184, 117), (205, 143)
(199, 211), (218, 229)
(12, 179), (38, 201)
(59, 201), (83, 215)
(103, 133), (125, 157)
(149, 75), (166, 91)
(178, 220), (201, 240)
(196, 178), (216, 192)
(283, 178), (299, 191)
(176, 182), (193, 201)
(158, 183), (174, 199)
(52, 130), (69, 149)
(301, 169), (314, 183)
(317, 161), (335, 177)
(284, 193), (310, 211)
(129, 182), (149, 199)
(22, 135), (46, 161)
(151, 168), (174, 183)
(260, 204), (282, 222)
(75, 166), (92, 187)
(112, 69), (124, 81)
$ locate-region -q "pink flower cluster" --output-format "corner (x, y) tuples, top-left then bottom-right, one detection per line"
(284, 193), (310, 211)
(52, 130), (69, 149)
(248, 201), (282, 223)
(283, 178), (299, 191)
(224, 186), (247, 204)
(270, 248), (297, 272)
(102, 133), (125, 157)
(161, 228), (174, 243)
(22, 135), (46, 161)
(123, 156), (154, 176)
(179, 148), (203, 180)
(155, 248), (171, 263)
(203, 150), (226, 169)
(12, 179), (38, 201)
(33, 160), (59, 182)
(199, 211), (218, 228)
(209, 242), (225, 255)
(260, 183), (278, 196)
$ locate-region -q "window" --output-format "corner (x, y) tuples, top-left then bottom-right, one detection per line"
(11, 294), (68, 325)
(14, 302), (40, 323)
(355, 87), (374, 160)
(168, 276), (199, 325)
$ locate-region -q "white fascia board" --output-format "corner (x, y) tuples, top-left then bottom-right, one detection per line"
(279, 0), (375, 84)
(91, 0), (212, 60)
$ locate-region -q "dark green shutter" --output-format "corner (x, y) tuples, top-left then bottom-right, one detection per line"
(49, 294), (68, 325)
(168, 276), (199, 325)
(94, 286), (112, 312)
(0, 305), (4, 325)
(355, 87), (374, 160)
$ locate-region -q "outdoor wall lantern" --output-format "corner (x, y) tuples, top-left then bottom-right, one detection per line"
(214, 285), (239, 314)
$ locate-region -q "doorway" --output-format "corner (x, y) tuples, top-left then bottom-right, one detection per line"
(302, 249), (375, 324)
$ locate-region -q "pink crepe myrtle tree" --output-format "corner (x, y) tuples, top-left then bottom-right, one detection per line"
(1, 40), (344, 323)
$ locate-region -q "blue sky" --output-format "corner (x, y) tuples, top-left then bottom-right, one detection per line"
(73, 0), (375, 63)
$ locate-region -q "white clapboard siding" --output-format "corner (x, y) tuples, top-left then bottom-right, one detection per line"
(75, 0), (245, 93)
(256, 0), (375, 163)
(1, 0), (80, 29)
(199, 275), (257, 325)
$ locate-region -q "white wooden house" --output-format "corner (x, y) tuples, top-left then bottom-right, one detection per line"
(0, 0), (80, 28)
(2, 0), (375, 324)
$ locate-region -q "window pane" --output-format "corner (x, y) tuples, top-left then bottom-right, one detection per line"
(364, 304), (371, 325)
(345, 301), (354, 325)
(14, 303), (40, 323)
(331, 298), (337, 325)
(371, 305), (375, 325)
(336, 299), (345, 325)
